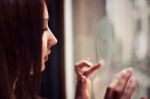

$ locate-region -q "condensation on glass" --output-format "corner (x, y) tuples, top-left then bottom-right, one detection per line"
(73, 0), (150, 99)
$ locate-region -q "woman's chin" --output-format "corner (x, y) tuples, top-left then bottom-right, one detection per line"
(41, 63), (45, 72)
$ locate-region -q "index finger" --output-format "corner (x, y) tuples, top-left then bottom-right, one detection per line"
(75, 60), (93, 76)
(84, 61), (103, 77)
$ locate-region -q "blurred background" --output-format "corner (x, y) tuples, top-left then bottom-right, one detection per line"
(39, 0), (150, 99)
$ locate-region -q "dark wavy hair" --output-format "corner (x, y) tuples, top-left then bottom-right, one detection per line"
(0, 0), (44, 98)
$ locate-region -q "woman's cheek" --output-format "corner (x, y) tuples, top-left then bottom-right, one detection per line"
(41, 44), (46, 63)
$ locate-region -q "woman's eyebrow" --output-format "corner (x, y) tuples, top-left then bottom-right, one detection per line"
(43, 18), (49, 21)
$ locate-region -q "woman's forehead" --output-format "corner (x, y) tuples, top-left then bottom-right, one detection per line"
(43, 2), (49, 19)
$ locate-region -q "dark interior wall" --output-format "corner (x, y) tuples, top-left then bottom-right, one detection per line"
(39, 0), (65, 99)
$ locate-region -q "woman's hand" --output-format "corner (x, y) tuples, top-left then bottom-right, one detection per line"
(74, 60), (147, 99)
(75, 60), (103, 99)
(104, 68), (146, 99)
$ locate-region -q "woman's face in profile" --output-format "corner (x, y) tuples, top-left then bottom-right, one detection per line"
(41, 3), (57, 71)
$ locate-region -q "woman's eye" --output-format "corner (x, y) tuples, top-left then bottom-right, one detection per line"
(43, 28), (48, 32)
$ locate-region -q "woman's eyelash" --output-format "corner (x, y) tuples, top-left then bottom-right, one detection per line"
(42, 28), (48, 31)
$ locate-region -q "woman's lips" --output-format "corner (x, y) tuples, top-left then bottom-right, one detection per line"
(44, 50), (51, 62)
(44, 56), (48, 62)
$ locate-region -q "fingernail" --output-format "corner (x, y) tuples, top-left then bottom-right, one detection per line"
(122, 67), (133, 76)
(126, 67), (133, 74)
(129, 78), (133, 84)
(99, 59), (105, 66)
(81, 76), (86, 82)
(129, 77), (137, 84)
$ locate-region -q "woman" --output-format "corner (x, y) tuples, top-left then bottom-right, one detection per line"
(0, 0), (145, 99)
(0, 0), (57, 98)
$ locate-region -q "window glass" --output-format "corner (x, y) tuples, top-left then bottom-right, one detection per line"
(73, 0), (150, 98)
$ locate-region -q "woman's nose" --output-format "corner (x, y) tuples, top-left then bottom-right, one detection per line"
(47, 27), (58, 47)
(47, 29), (57, 47)
(50, 33), (57, 46)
